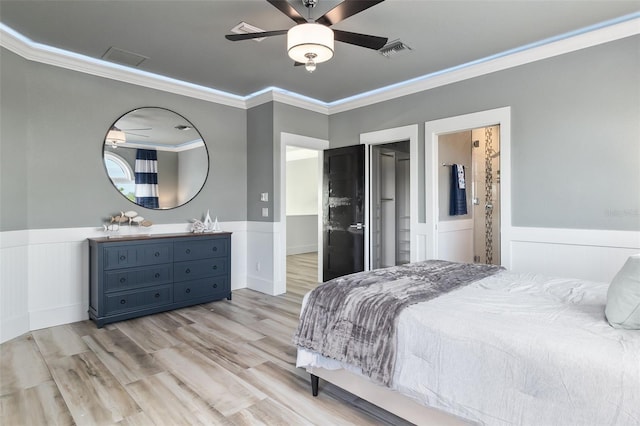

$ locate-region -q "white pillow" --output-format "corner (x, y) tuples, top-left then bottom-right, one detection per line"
(605, 254), (640, 329)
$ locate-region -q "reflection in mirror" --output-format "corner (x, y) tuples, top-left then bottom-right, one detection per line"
(103, 108), (209, 209)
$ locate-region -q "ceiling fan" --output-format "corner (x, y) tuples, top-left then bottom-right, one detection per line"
(225, 0), (388, 72)
(106, 126), (151, 147)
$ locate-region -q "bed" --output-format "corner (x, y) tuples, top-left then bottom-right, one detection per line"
(293, 259), (640, 426)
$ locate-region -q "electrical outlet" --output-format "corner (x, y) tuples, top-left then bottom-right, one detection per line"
(262, 207), (269, 217)
(256, 261), (261, 272)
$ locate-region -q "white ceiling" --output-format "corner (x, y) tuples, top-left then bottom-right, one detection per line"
(1, 0), (638, 103)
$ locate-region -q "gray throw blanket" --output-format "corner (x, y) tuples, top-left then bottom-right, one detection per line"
(293, 260), (504, 386)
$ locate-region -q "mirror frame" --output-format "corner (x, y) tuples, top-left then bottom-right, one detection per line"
(102, 107), (210, 210)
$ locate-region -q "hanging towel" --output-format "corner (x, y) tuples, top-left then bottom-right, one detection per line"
(456, 163), (466, 189)
(449, 164), (467, 216)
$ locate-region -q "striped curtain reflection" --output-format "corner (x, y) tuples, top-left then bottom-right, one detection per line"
(135, 149), (159, 209)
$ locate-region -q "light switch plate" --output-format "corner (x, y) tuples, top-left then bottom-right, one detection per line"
(262, 207), (269, 217)
(260, 192), (269, 202)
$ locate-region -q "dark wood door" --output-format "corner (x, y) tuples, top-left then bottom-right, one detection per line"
(323, 145), (365, 281)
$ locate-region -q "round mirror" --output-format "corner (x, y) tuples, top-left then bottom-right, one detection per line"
(103, 107), (209, 209)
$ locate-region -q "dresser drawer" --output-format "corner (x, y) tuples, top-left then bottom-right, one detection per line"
(89, 232), (231, 327)
(104, 265), (172, 292)
(174, 238), (228, 261)
(104, 285), (172, 315)
(174, 258), (227, 281)
(104, 243), (172, 270)
(174, 277), (229, 303)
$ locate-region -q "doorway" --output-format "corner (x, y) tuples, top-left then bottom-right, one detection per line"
(370, 141), (411, 268)
(437, 126), (500, 265)
(425, 106), (511, 268)
(279, 133), (329, 291)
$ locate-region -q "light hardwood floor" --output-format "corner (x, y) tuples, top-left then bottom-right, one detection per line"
(1, 253), (411, 425)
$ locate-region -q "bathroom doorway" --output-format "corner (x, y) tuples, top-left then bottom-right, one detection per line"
(437, 125), (500, 265)
(370, 141), (411, 268)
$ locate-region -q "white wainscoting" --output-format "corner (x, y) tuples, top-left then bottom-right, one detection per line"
(286, 215), (318, 255)
(437, 219), (474, 264)
(3, 223), (636, 343)
(246, 221), (285, 296)
(509, 227), (639, 283)
(0, 222), (248, 344)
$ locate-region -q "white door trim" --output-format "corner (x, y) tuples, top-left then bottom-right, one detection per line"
(280, 132), (329, 285)
(425, 107), (512, 268)
(360, 124), (419, 271)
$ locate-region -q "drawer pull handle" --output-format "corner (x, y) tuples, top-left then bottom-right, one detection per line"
(213, 283), (218, 289)
(213, 247), (217, 252)
(154, 252), (160, 257)
(119, 255), (126, 261)
(155, 273), (160, 278)
(120, 299), (126, 305)
(155, 293), (160, 298)
(186, 249), (191, 254)
(185, 268), (191, 274)
(212, 265), (217, 270)
(186, 288), (191, 294)
(120, 277), (126, 283)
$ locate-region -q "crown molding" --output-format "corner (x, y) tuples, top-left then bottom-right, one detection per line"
(244, 87), (329, 114)
(327, 14), (640, 114)
(1, 14), (638, 116)
(0, 24), (247, 110)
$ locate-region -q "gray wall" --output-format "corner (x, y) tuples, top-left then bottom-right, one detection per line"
(178, 146), (209, 205)
(246, 102), (274, 222)
(0, 48), (28, 230)
(329, 36), (640, 231)
(246, 101), (328, 222)
(273, 102), (328, 221)
(3, 36), (638, 232)
(0, 48), (247, 231)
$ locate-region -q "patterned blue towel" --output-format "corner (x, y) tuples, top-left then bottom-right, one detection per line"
(449, 164), (467, 215)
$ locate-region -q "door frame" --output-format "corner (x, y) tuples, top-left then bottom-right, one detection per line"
(425, 107), (512, 268)
(279, 132), (329, 284)
(360, 125), (419, 271)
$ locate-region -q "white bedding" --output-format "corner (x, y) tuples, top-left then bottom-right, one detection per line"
(296, 271), (640, 426)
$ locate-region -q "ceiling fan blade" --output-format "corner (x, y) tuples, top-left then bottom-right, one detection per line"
(333, 29), (388, 50)
(225, 30), (288, 41)
(124, 131), (149, 138)
(316, 0), (385, 26)
(267, 0), (307, 24)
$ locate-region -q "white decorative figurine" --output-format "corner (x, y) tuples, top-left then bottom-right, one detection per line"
(204, 210), (213, 232)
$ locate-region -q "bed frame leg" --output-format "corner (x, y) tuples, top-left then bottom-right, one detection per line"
(310, 374), (319, 396)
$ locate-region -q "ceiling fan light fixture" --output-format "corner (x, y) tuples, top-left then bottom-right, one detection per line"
(304, 53), (317, 73)
(106, 127), (126, 147)
(287, 23), (334, 64)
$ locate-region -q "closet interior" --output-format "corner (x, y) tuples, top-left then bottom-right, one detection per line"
(371, 141), (410, 269)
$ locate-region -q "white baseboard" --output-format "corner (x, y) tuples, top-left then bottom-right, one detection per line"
(246, 274), (280, 296)
(287, 245), (318, 255)
(0, 313), (29, 344)
(29, 303), (88, 332)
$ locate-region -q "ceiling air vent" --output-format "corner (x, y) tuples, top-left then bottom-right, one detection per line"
(378, 39), (412, 58)
(102, 47), (148, 67)
(230, 21), (267, 42)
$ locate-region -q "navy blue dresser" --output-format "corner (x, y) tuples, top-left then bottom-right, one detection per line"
(89, 232), (231, 327)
